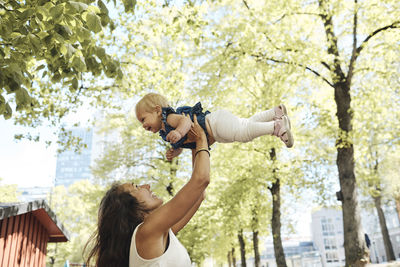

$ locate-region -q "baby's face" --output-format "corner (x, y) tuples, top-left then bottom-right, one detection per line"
(137, 108), (162, 133)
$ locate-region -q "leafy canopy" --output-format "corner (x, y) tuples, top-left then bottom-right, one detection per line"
(0, 0), (136, 125)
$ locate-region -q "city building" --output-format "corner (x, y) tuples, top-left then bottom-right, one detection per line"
(311, 208), (346, 267)
(54, 128), (93, 187)
(17, 186), (52, 202)
(363, 206), (400, 263)
(244, 238), (322, 267)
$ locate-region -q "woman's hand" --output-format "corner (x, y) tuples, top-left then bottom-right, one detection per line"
(166, 148), (183, 161)
(186, 114), (207, 143)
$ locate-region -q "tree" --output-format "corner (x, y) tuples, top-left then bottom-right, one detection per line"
(381, 152), (400, 222)
(107, 2), (332, 266)
(186, 1), (399, 265)
(84, 1), (399, 266)
(46, 180), (104, 265)
(0, 0), (136, 141)
(353, 68), (400, 262)
(0, 178), (20, 202)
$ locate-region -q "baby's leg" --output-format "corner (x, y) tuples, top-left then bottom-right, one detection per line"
(250, 104), (287, 122)
(206, 110), (275, 143)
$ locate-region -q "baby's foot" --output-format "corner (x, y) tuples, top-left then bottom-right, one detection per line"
(273, 115), (294, 148)
(274, 104), (291, 129)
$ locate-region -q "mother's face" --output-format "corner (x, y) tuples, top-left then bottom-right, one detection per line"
(120, 183), (163, 210)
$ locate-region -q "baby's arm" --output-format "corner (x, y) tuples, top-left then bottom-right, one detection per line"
(165, 113), (192, 144)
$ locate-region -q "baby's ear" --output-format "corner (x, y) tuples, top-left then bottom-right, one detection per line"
(155, 105), (162, 114)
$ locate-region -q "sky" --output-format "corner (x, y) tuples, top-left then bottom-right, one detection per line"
(0, 104), (96, 188)
(0, 118), (58, 187)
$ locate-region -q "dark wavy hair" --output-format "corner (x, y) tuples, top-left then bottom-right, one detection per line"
(84, 182), (149, 267)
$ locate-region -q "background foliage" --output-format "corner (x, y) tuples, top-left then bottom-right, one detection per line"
(1, 0), (399, 266)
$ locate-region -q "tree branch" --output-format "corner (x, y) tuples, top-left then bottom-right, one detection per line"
(347, 20), (400, 85)
(347, 0), (358, 85)
(318, 0), (346, 83)
(355, 20), (400, 61)
(242, 0), (250, 10)
(236, 77), (258, 99)
(251, 53), (334, 88)
(321, 61), (331, 71)
(263, 33), (332, 73)
(262, 34), (300, 53)
(273, 12), (321, 24)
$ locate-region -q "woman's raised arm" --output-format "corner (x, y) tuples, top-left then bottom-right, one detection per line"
(139, 114), (210, 237)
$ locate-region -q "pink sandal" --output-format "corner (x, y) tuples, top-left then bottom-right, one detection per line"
(273, 115), (294, 148)
(274, 104), (291, 129)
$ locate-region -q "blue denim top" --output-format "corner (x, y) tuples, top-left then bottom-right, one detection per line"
(159, 102), (210, 149)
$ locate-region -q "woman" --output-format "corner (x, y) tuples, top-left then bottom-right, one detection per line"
(85, 115), (210, 266)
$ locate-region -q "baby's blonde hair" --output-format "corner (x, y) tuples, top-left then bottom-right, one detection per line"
(135, 93), (170, 118)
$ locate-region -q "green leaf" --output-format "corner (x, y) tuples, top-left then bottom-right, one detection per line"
(20, 9), (34, 20)
(36, 64), (45, 71)
(37, 31), (49, 39)
(0, 94), (5, 114)
(100, 13), (110, 27)
(86, 12), (102, 33)
(122, 0), (136, 13)
(98, 0), (109, 15)
(9, 32), (21, 39)
(4, 103), (12, 119)
(28, 33), (41, 50)
(66, 44), (76, 59)
(77, 27), (91, 42)
(50, 4), (64, 19)
(36, 6), (50, 18)
(70, 1), (88, 12)
(72, 77), (79, 90)
(60, 44), (68, 55)
(95, 47), (106, 60)
(72, 56), (87, 72)
(66, 1), (88, 13)
(15, 88), (31, 110)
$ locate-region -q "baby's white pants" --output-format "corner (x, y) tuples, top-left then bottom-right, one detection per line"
(205, 109), (275, 143)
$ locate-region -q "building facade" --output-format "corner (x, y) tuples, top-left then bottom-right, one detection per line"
(55, 128), (93, 187)
(244, 239), (322, 267)
(0, 200), (69, 267)
(363, 207), (400, 263)
(17, 186), (52, 202)
(311, 208), (346, 267)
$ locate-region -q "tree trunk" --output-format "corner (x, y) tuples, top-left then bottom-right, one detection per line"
(334, 82), (369, 266)
(228, 250), (232, 267)
(318, 0), (369, 264)
(252, 230), (260, 267)
(373, 194), (396, 261)
(395, 197), (400, 224)
(167, 160), (177, 196)
(238, 229), (246, 267)
(269, 148), (287, 267)
(232, 247), (237, 267)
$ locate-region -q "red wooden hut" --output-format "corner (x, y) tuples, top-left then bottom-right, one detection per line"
(0, 200), (69, 267)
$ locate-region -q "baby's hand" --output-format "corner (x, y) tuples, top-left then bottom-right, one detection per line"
(166, 130), (182, 144)
(166, 148), (183, 161)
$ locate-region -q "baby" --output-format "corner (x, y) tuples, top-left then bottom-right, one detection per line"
(135, 93), (293, 161)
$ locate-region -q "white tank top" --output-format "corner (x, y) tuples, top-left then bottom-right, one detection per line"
(129, 223), (192, 267)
